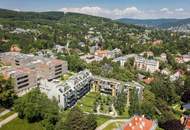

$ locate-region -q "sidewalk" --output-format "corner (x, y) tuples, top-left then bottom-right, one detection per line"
(0, 113), (18, 128)
(0, 110), (10, 117)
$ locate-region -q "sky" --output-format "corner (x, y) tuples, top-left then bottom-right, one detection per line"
(0, 0), (190, 19)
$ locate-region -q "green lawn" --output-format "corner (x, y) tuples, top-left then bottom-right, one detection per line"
(103, 121), (125, 130)
(96, 115), (111, 126)
(0, 118), (45, 130)
(0, 111), (15, 122)
(77, 92), (98, 113)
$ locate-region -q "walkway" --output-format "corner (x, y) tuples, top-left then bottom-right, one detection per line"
(96, 119), (129, 130)
(0, 110), (10, 117)
(0, 113), (18, 128)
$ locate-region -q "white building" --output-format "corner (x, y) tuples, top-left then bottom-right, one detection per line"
(39, 70), (92, 109)
(134, 56), (160, 73)
(113, 54), (137, 67)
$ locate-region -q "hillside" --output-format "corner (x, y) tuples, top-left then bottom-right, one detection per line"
(117, 18), (190, 32)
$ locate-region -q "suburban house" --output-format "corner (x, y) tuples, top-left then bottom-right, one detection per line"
(113, 54), (137, 67)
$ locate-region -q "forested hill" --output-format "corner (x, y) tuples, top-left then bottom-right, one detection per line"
(0, 8), (66, 20)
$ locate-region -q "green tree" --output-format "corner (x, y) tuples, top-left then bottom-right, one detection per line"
(0, 76), (16, 108)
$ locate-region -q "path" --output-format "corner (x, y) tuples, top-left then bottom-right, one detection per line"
(95, 119), (129, 130)
(0, 110), (10, 117)
(0, 113), (18, 128)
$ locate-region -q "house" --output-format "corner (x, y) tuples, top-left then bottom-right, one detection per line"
(1, 66), (37, 96)
(143, 77), (155, 85)
(187, 65), (190, 72)
(161, 68), (171, 75)
(78, 42), (85, 47)
(120, 115), (157, 130)
(80, 54), (103, 63)
(134, 56), (160, 73)
(183, 54), (190, 63)
(160, 53), (167, 62)
(39, 70), (92, 109)
(10, 45), (21, 52)
(152, 40), (163, 45)
(170, 70), (182, 82)
(175, 56), (184, 63)
(140, 51), (154, 58)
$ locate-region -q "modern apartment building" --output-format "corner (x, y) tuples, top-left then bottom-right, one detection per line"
(92, 76), (122, 96)
(1, 66), (37, 96)
(39, 70), (92, 109)
(134, 56), (159, 73)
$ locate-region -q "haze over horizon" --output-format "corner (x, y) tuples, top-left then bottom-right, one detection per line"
(0, 0), (190, 19)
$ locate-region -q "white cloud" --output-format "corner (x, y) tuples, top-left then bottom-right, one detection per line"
(175, 8), (184, 12)
(13, 8), (21, 12)
(58, 6), (190, 19)
(58, 6), (143, 19)
(160, 8), (173, 14)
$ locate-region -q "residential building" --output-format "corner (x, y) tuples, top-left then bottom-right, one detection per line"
(39, 70), (92, 109)
(113, 54), (137, 67)
(92, 76), (122, 96)
(80, 54), (103, 64)
(183, 54), (190, 63)
(160, 53), (167, 62)
(1, 66), (37, 96)
(134, 56), (160, 73)
(120, 115), (157, 130)
(170, 70), (182, 82)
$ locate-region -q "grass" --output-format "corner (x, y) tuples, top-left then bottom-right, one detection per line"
(0, 111), (15, 122)
(96, 115), (111, 126)
(0, 118), (45, 130)
(77, 92), (98, 113)
(103, 121), (125, 130)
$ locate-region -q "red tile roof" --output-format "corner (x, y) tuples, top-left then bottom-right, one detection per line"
(124, 116), (155, 130)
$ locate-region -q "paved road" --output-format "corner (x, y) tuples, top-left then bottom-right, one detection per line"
(0, 110), (10, 117)
(96, 119), (129, 130)
(0, 113), (18, 128)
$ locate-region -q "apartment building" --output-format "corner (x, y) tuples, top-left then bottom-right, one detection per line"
(1, 66), (37, 96)
(134, 56), (160, 73)
(39, 70), (92, 109)
(92, 76), (122, 96)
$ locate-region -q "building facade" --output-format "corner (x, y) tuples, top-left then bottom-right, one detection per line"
(134, 56), (159, 73)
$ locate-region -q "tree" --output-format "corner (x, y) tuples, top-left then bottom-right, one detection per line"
(84, 114), (97, 130)
(14, 89), (59, 130)
(114, 90), (127, 115)
(160, 119), (184, 130)
(0, 76), (16, 108)
(128, 89), (140, 116)
(62, 107), (86, 130)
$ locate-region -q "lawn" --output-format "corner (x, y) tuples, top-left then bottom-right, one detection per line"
(0, 118), (45, 130)
(103, 121), (125, 130)
(96, 115), (111, 126)
(77, 92), (98, 113)
(0, 111), (15, 122)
